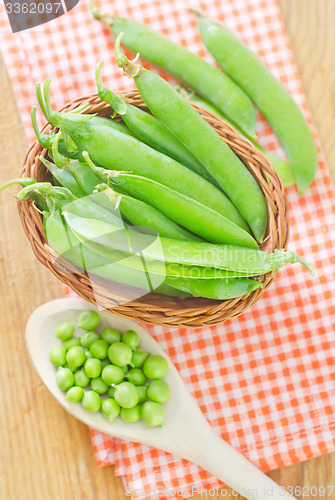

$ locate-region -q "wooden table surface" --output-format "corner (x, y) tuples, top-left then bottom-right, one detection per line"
(1, 1), (335, 499)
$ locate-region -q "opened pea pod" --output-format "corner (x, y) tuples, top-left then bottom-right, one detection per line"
(36, 78), (251, 233)
(114, 34), (268, 243)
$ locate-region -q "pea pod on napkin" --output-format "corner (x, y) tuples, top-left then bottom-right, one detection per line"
(193, 11), (317, 193)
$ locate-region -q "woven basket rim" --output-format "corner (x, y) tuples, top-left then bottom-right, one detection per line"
(18, 90), (289, 328)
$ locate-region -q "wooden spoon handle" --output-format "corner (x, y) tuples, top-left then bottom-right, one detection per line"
(183, 428), (296, 500)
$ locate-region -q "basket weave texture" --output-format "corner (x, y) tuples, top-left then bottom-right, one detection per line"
(19, 91), (289, 328)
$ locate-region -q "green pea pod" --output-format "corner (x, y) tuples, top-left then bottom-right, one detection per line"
(16, 182), (126, 231)
(105, 170), (258, 248)
(31, 106), (56, 149)
(38, 80), (250, 232)
(32, 105), (84, 161)
(47, 211), (257, 300)
(39, 156), (85, 198)
(115, 37), (267, 242)
(193, 11), (317, 193)
(79, 232), (261, 280)
(177, 88), (296, 188)
(0, 177), (36, 193)
(96, 61), (218, 185)
(90, 1), (256, 138)
(84, 154), (201, 242)
(93, 183), (201, 243)
(74, 219), (263, 298)
(15, 182), (238, 281)
(0, 177), (49, 211)
(63, 212), (314, 276)
(165, 276), (262, 300)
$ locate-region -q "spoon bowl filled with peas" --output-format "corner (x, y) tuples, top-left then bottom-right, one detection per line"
(26, 299), (296, 500)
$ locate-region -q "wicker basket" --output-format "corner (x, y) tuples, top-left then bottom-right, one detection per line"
(19, 90), (289, 328)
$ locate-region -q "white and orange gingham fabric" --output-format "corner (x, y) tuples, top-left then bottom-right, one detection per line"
(1, 0), (335, 497)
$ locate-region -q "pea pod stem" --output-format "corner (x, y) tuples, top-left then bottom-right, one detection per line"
(39, 80), (94, 131)
(36, 82), (49, 121)
(193, 11), (317, 193)
(91, 1), (256, 137)
(115, 35), (267, 242)
(96, 60), (127, 116)
(0, 177), (36, 193)
(31, 106), (56, 149)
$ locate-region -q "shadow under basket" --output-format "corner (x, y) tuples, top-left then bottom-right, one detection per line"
(19, 90), (289, 329)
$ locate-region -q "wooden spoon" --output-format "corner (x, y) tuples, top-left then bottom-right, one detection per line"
(26, 298), (296, 500)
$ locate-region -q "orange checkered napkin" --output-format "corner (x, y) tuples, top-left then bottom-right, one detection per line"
(1, 0), (335, 497)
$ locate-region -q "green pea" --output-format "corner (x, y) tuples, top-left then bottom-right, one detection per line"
(80, 331), (99, 348)
(90, 376), (109, 395)
(49, 345), (66, 367)
(121, 365), (128, 374)
(78, 310), (100, 331)
(101, 327), (121, 344)
(84, 358), (102, 378)
(147, 380), (170, 403)
(121, 330), (140, 350)
(56, 367), (74, 391)
(74, 369), (90, 388)
(141, 401), (165, 427)
(66, 386), (84, 402)
(81, 390), (101, 412)
(127, 368), (146, 386)
(143, 356), (168, 379)
(101, 398), (120, 421)
(90, 339), (109, 360)
(121, 405), (141, 423)
(66, 346), (86, 368)
(131, 348), (149, 368)
(107, 386), (115, 399)
(85, 350), (93, 360)
(108, 342), (132, 367)
(56, 321), (75, 340)
(63, 337), (81, 351)
(136, 385), (147, 404)
(63, 363), (77, 373)
(101, 365), (125, 385)
(101, 358), (110, 369)
(114, 382), (139, 408)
